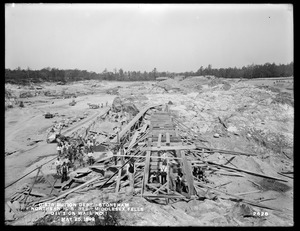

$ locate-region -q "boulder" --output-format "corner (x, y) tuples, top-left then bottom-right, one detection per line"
(213, 133), (220, 138)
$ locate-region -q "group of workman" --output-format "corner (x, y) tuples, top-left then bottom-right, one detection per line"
(148, 151), (207, 194)
(54, 135), (97, 183)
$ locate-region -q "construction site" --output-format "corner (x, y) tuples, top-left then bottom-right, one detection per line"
(5, 76), (294, 226)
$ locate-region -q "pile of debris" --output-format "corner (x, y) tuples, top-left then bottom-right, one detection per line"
(112, 97), (139, 116)
(106, 87), (119, 95)
(19, 91), (36, 98)
(5, 89), (18, 109)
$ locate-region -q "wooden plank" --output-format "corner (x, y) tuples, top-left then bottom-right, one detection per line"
(112, 154), (146, 158)
(140, 123), (148, 133)
(150, 166), (159, 171)
(48, 175), (103, 203)
(128, 130), (140, 149)
(111, 104), (162, 143)
(151, 156), (182, 160)
(277, 172), (293, 179)
(166, 132), (170, 146)
(143, 193), (195, 199)
(194, 182), (283, 212)
(115, 169), (122, 193)
(141, 145), (196, 151)
(151, 137), (181, 142)
(157, 133), (162, 148)
(195, 146), (257, 157)
(234, 190), (261, 196)
(5, 156), (57, 189)
(150, 131), (177, 137)
(180, 151), (195, 196)
(24, 190), (48, 197)
(142, 138), (152, 195)
(151, 120), (173, 124)
(152, 125), (174, 129)
(207, 161), (288, 182)
(24, 167), (41, 204)
(166, 158), (170, 195)
(7, 201), (21, 218)
(147, 183), (167, 195)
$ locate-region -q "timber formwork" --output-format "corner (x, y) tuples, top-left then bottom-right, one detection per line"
(9, 103), (274, 210)
(141, 109), (197, 201)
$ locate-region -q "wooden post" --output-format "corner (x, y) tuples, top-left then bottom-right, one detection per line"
(142, 138), (152, 196)
(121, 148), (125, 166)
(7, 201), (21, 218)
(115, 169), (122, 193)
(166, 158), (171, 204)
(166, 132), (170, 146)
(117, 131), (120, 145)
(180, 151), (195, 197)
(157, 133), (162, 148)
(24, 166), (41, 205)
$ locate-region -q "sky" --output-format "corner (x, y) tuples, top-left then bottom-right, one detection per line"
(5, 4), (293, 73)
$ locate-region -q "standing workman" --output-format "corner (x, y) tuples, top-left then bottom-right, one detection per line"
(61, 162), (68, 183)
(54, 157), (62, 176)
(87, 152), (95, 166)
(169, 161), (178, 192)
(86, 140), (90, 153)
(79, 147), (85, 167)
(160, 161), (168, 185)
(56, 144), (62, 156)
(127, 159), (135, 195)
(92, 134), (96, 146)
(89, 139), (94, 153)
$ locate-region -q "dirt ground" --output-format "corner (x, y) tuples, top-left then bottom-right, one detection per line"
(5, 77), (293, 226)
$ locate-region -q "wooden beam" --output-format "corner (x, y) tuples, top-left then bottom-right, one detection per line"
(195, 145), (257, 157)
(128, 130), (140, 149)
(115, 169), (122, 193)
(5, 156), (57, 189)
(180, 150), (195, 196)
(140, 123), (148, 133)
(151, 130), (177, 136)
(157, 133), (162, 148)
(207, 161), (288, 182)
(277, 172), (293, 179)
(234, 190), (261, 196)
(143, 193), (195, 199)
(111, 104), (162, 143)
(142, 138), (152, 196)
(24, 167), (41, 204)
(7, 201), (21, 218)
(147, 183), (168, 195)
(141, 144), (196, 151)
(48, 175), (103, 203)
(166, 132), (170, 146)
(194, 182), (283, 212)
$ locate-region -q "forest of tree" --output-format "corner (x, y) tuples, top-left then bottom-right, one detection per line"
(5, 62), (293, 85)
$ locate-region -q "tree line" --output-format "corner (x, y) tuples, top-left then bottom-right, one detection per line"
(190, 62), (293, 79)
(5, 62), (293, 85)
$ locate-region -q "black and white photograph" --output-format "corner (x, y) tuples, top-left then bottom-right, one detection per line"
(5, 3), (293, 226)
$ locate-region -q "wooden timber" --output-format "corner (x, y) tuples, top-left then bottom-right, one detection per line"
(141, 145), (196, 151)
(111, 104), (162, 143)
